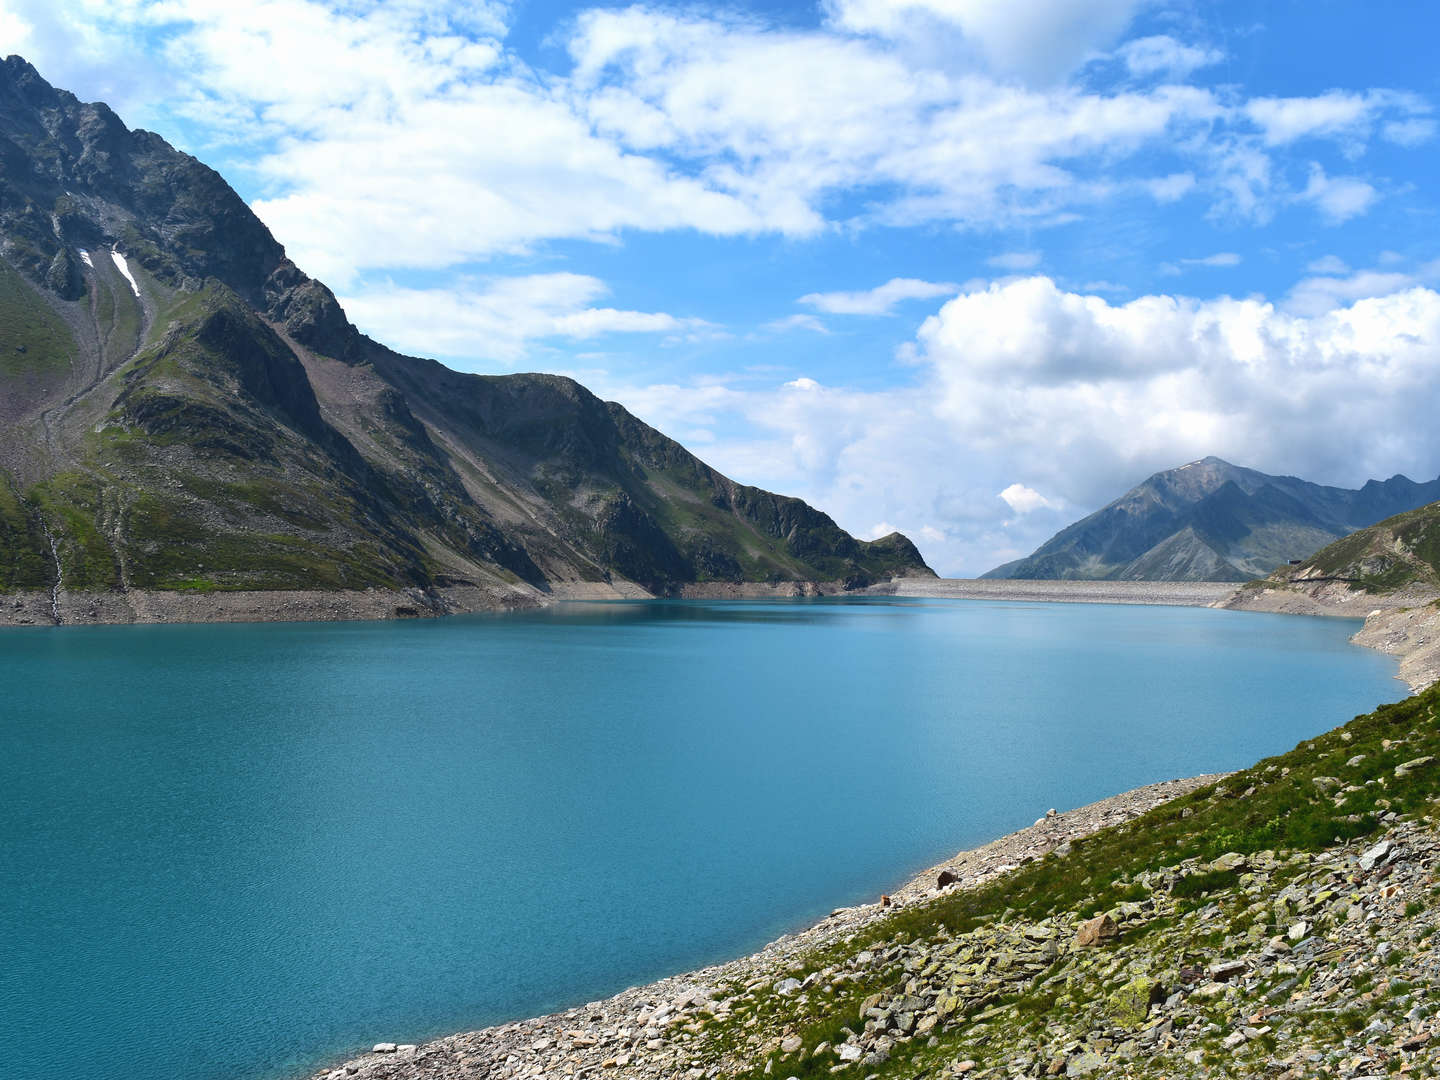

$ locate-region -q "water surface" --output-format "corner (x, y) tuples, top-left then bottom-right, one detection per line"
(0, 598), (1401, 1080)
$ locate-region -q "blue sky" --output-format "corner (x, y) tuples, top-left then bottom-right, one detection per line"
(7, 0), (1440, 574)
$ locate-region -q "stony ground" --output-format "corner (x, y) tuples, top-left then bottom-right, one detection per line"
(307, 684), (1440, 1080)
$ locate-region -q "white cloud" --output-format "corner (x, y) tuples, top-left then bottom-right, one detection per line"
(826, 0), (1147, 83)
(1383, 117), (1437, 146)
(1296, 163), (1378, 224)
(1143, 172), (1196, 202)
(339, 273), (713, 363)
(1160, 252), (1241, 275)
(17, 0), (1426, 282)
(1245, 89), (1432, 152)
(799, 277), (958, 315)
(1283, 269), (1418, 317)
(998, 483), (1058, 514)
(763, 314), (831, 334)
(591, 276), (1440, 575)
(1306, 254), (1350, 275)
(986, 251), (1042, 270)
(1118, 35), (1223, 79)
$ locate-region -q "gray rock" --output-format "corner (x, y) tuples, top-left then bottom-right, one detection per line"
(1358, 840), (1392, 871)
(1067, 1051), (1106, 1076)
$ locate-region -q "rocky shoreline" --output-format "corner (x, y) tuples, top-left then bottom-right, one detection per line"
(0, 578), (894, 627)
(303, 775), (1227, 1080)
(867, 579), (1240, 607)
(1220, 580), (1440, 694)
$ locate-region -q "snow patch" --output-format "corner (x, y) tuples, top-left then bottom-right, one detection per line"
(78, 248), (93, 268)
(109, 249), (140, 297)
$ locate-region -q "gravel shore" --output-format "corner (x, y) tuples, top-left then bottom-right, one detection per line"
(302, 775), (1226, 1080)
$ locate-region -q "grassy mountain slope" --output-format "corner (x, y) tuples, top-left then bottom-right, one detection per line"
(1256, 500), (1440, 595)
(0, 56), (931, 606)
(986, 458), (1440, 583)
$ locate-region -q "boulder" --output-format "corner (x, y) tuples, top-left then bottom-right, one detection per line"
(1075, 914), (1119, 947)
(1106, 976), (1160, 1028)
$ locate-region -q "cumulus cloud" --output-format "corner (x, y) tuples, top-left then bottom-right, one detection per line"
(1282, 269), (1418, 317)
(799, 278), (959, 315)
(339, 273), (713, 363)
(998, 483), (1059, 514)
(588, 276), (1440, 575)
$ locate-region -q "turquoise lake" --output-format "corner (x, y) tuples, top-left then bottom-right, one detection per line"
(0, 597), (1404, 1080)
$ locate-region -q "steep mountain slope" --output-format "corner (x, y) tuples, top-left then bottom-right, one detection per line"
(985, 457), (1440, 582)
(0, 56), (930, 617)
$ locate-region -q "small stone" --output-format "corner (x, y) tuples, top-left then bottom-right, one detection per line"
(372, 1043), (397, 1054)
(838, 1043), (863, 1062)
(1222, 1031), (1248, 1048)
(955, 1061), (976, 1074)
(1210, 852), (1247, 872)
(781, 1036), (803, 1054)
(1395, 756), (1434, 778)
(1288, 921), (1309, 942)
(776, 978), (803, 996)
(937, 869), (960, 889)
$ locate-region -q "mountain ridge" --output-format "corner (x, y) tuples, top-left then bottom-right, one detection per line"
(985, 457), (1440, 582)
(0, 56), (932, 619)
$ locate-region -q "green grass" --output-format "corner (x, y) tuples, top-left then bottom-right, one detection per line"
(122, 487), (409, 591)
(0, 259), (79, 377)
(0, 471), (53, 590)
(27, 474), (121, 590)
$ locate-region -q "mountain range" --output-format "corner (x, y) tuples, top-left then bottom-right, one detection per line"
(0, 57), (931, 615)
(984, 457), (1440, 582)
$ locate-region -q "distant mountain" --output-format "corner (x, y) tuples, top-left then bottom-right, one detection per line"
(984, 457), (1440, 582)
(0, 56), (931, 609)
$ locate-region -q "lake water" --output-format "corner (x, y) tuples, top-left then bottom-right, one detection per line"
(0, 597), (1402, 1080)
